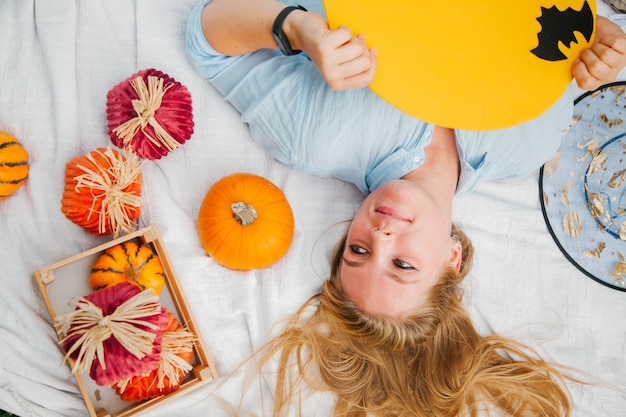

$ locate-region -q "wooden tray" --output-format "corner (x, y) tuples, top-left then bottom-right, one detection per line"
(33, 225), (217, 417)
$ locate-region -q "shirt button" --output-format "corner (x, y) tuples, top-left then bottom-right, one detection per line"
(413, 156), (420, 163)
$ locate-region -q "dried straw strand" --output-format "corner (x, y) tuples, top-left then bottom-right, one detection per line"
(113, 75), (179, 152)
(56, 289), (162, 375)
(73, 147), (143, 237)
(115, 326), (196, 394)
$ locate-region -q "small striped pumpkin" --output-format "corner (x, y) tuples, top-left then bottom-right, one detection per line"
(0, 131), (28, 200)
(90, 241), (165, 295)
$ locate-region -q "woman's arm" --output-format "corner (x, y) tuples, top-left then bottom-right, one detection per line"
(573, 15), (626, 90)
(200, 0), (286, 55)
(200, 0), (376, 90)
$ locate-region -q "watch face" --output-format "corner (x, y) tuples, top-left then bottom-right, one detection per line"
(272, 31), (294, 55)
(272, 6), (305, 56)
(272, 32), (289, 55)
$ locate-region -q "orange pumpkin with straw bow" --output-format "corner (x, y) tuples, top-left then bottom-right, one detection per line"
(61, 147), (143, 237)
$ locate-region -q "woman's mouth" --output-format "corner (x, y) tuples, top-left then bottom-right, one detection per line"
(375, 206), (412, 223)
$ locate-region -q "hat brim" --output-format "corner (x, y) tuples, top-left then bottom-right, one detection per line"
(540, 81), (626, 292)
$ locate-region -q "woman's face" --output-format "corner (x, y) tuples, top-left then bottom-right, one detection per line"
(340, 179), (461, 317)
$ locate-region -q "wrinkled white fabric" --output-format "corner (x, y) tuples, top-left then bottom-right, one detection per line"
(0, 1), (624, 416)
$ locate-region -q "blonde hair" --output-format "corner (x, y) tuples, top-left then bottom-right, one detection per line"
(253, 225), (572, 417)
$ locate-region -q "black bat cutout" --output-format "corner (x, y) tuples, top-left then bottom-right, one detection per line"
(531, 0), (594, 61)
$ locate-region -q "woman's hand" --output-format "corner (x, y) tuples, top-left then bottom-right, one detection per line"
(573, 16), (626, 91)
(288, 11), (377, 90)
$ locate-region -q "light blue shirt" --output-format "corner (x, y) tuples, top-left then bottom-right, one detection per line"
(186, 0), (573, 196)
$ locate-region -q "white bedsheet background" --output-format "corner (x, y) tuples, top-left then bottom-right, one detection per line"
(0, 1), (624, 416)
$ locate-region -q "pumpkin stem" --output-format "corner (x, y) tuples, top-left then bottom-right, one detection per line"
(231, 202), (257, 226)
(125, 266), (139, 281)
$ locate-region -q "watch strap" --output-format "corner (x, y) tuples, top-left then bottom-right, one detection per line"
(272, 5), (307, 55)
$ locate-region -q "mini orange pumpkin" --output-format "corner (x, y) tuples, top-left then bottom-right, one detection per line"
(112, 311), (195, 402)
(90, 241), (165, 295)
(61, 147), (143, 237)
(197, 173), (295, 270)
(0, 131), (28, 200)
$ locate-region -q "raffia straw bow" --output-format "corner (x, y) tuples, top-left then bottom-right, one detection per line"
(113, 75), (179, 152)
(57, 289), (162, 375)
(73, 147), (143, 237)
(116, 327), (196, 392)
(155, 328), (196, 388)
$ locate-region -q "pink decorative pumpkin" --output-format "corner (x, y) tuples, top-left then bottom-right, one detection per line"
(106, 68), (194, 160)
(59, 282), (169, 386)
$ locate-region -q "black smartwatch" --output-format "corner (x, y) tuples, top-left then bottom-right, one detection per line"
(272, 5), (307, 56)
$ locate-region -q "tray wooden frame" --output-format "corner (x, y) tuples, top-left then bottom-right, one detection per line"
(33, 225), (217, 417)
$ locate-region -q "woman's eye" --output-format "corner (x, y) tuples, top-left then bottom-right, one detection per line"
(349, 244), (368, 255)
(393, 259), (414, 270)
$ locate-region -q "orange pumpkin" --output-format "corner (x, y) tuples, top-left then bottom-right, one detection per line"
(197, 173), (295, 270)
(90, 241), (165, 295)
(61, 147), (143, 237)
(112, 311), (195, 402)
(0, 131), (28, 200)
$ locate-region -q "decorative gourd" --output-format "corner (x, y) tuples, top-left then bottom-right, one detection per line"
(112, 311), (195, 402)
(0, 131), (28, 200)
(61, 147), (143, 237)
(90, 241), (166, 295)
(57, 282), (169, 386)
(106, 68), (194, 160)
(197, 173), (294, 270)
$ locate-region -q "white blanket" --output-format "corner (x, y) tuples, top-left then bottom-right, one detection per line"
(0, 1), (624, 416)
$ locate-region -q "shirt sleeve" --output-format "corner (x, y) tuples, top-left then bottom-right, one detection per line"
(185, 0), (306, 168)
(184, 0), (432, 195)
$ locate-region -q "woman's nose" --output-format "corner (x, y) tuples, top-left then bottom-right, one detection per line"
(372, 224), (392, 239)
